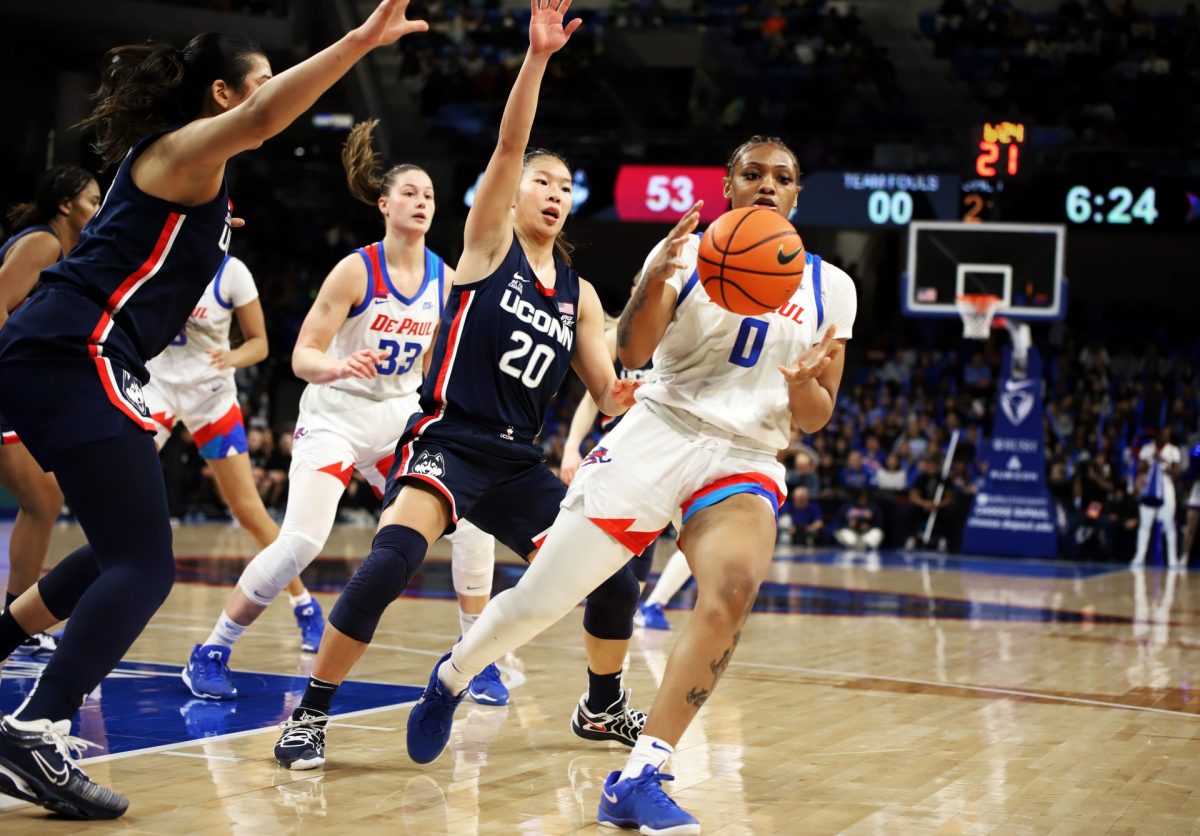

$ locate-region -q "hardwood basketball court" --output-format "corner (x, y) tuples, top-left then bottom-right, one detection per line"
(0, 521), (1195, 833)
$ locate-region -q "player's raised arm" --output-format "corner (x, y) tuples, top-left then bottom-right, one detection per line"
(457, 0), (582, 278)
(86, 0), (428, 206)
(616, 201), (702, 369)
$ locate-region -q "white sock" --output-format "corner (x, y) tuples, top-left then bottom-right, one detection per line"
(647, 548), (692, 607)
(619, 734), (674, 783)
(459, 608), (480, 638)
(438, 650), (473, 696)
(289, 591), (312, 608)
(204, 611), (248, 649)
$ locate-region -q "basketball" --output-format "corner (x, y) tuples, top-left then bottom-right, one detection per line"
(696, 206), (805, 316)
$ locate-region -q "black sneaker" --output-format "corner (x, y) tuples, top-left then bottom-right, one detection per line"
(0, 715), (128, 819)
(274, 708), (328, 770)
(570, 689), (646, 748)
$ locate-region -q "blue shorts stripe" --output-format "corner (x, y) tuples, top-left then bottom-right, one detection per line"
(681, 483), (780, 524)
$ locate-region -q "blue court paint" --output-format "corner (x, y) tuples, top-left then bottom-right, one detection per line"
(0, 658), (421, 757)
(770, 547), (1122, 579)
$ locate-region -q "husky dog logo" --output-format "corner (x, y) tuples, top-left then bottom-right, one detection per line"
(500, 425), (515, 441)
(412, 451), (446, 478)
(119, 370), (149, 416)
(581, 446), (612, 468)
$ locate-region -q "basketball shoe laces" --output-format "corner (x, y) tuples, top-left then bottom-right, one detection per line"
(588, 695), (646, 738)
(626, 768), (680, 810)
(277, 712), (329, 748)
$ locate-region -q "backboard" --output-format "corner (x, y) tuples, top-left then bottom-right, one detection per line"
(902, 221), (1067, 321)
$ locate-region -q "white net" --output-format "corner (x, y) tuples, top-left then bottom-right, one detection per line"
(956, 295), (1003, 340)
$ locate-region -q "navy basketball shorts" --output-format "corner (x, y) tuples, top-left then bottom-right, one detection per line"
(0, 287), (156, 470)
(383, 418), (566, 559)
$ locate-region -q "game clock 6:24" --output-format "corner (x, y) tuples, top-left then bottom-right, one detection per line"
(1064, 184), (1158, 225)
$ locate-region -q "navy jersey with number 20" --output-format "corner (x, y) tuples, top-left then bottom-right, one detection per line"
(414, 235), (580, 444)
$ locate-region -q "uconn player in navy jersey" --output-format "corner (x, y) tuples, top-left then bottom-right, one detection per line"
(0, 2), (430, 818)
(184, 119), (502, 708)
(410, 136), (856, 834)
(0, 167), (99, 655)
(273, 0), (640, 771)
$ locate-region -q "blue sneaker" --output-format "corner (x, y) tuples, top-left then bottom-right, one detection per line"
(406, 652), (466, 764)
(181, 643), (237, 700)
(466, 663), (509, 706)
(639, 603), (671, 631)
(294, 598), (325, 653)
(597, 765), (699, 835)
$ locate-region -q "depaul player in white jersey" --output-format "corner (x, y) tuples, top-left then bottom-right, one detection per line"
(409, 135), (857, 835)
(182, 120), (501, 706)
(145, 254), (323, 654)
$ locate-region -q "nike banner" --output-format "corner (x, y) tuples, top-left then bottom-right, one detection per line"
(962, 346), (1058, 557)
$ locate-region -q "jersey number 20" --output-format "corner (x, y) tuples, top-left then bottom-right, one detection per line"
(499, 331), (555, 388)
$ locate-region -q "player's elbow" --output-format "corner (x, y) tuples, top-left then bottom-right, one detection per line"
(794, 409), (834, 435)
(616, 344), (650, 371)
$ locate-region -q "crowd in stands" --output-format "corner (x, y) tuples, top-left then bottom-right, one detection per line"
(393, 0), (904, 168)
(924, 0), (1200, 154)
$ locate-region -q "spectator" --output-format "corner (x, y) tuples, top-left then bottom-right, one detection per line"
(905, 454), (957, 551)
(834, 490), (885, 551)
(779, 486), (825, 547)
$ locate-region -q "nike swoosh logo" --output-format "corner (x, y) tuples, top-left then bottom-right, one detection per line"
(602, 787), (619, 803)
(32, 751), (70, 787)
(1003, 379), (1036, 392)
(777, 244), (803, 265)
(513, 272), (527, 282)
(650, 741), (671, 753)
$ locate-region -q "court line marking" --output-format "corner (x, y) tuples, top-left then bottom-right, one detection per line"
(161, 751), (242, 763)
(79, 701), (419, 766)
(730, 660), (1200, 720)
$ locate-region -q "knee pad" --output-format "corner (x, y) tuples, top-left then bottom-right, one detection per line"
(449, 521), (496, 597)
(240, 529), (325, 606)
(628, 538), (656, 583)
(330, 525), (427, 643)
(583, 563), (639, 640)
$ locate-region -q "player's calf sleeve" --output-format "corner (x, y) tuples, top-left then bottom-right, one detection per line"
(239, 529), (325, 607)
(329, 525), (428, 643)
(36, 546), (102, 620)
(450, 507), (631, 681)
(583, 563), (640, 640)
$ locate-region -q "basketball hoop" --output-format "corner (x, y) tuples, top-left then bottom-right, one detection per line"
(955, 294), (1003, 340)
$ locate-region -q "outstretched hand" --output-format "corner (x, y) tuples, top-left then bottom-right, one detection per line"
(642, 201), (703, 285)
(355, 0), (429, 48)
(529, 0), (583, 56)
(779, 325), (840, 387)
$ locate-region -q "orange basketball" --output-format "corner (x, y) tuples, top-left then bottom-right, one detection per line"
(697, 207), (805, 316)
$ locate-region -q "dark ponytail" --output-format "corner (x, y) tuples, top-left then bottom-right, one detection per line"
(342, 119), (427, 206)
(6, 165), (96, 233)
(77, 32), (263, 168)
(522, 147), (575, 266)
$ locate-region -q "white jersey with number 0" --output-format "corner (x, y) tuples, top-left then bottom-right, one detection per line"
(327, 242), (445, 402)
(633, 233), (857, 451)
(147, 255), (257, 388)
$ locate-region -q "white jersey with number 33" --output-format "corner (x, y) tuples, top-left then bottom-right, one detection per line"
(633, 233), (858, 451)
